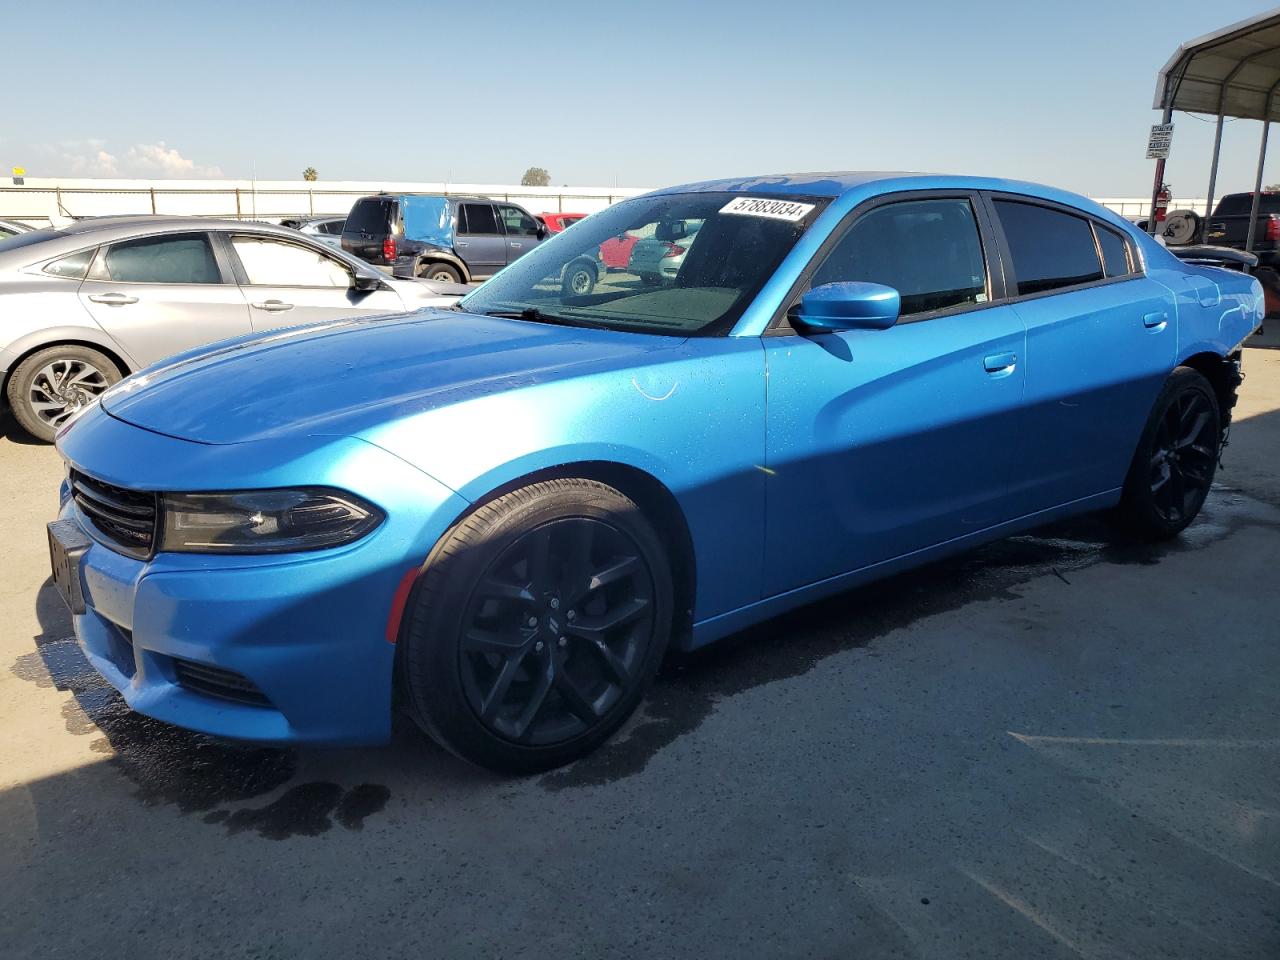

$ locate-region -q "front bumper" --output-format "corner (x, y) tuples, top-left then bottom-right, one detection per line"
(55, 405), (468, 745)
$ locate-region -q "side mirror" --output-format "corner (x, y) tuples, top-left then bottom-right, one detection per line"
(536, 224), (548, 240)
(793, 281), (900, 332)
(352, 272), (382, 292)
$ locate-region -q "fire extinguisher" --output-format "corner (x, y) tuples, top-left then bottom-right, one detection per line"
(1154, 183), (1171, 223)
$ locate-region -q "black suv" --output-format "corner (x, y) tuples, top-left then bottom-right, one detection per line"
(341, 194), (548, 283)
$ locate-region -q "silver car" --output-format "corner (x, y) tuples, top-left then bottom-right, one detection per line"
(291, 215), (347, 251)
(626, 218), (703, 285)
(0, 216), (466, 441)
(0, 219), (33, 241)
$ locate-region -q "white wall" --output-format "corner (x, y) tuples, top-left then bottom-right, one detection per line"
(0, 177), (1201, 227)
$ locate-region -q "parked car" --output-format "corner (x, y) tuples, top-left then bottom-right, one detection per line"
(0, 218), (33, 240)
(598, 225), (650, 270)
(341, 194), (548, 284)
(540, 212), (586, 233)
(1203, 192), (1280, 263)
(289, 215), (347, 250)
(50, 173), (1260, 774)
(0, 216), (465, 441)
(626, 218), (703, 284)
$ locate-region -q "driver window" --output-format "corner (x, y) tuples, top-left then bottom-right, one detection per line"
(232, 237), (351, 287)
(499, 205), (540, 237)
(812, 198), (988, 316)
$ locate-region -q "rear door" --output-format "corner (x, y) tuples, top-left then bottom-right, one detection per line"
(455, 202), (507, 277)
(77, 231), (251, 366)
(224, 233), (403, 329)
(987, 195), (1177, 515)
(497, 204), (543, 264)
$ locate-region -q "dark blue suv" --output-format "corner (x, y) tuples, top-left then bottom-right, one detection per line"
(341, 194), (549, 284)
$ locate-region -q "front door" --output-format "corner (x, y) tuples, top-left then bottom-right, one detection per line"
(77, 231), (251, 367)
(456, 203), (507, 278)
(763, 194), (1027, 595)
(498, 204), (543, 264)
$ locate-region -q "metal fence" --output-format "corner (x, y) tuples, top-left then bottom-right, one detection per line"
(0, 183), (1205, 229)
(0, 183), (648, 227)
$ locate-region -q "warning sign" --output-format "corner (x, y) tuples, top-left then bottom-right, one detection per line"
(1146, 124), (1174, 160)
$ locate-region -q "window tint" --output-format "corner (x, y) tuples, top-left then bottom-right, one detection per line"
(812, 198), (987, 316)
(343, 198), (395, 234)
(460, 203), (499, 235)
(499, 205), (540, 237)
(321, 219), (345, 235)
(99, 234), (220, 284)
(232, 237), (351, 287)
(1214, 193), (1280, 216)
(994, 200), (1103, 295)
(44, 248), (95, 279)
(1095, 224), (1131, 278)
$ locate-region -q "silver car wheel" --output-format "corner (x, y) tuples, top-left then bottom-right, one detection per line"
(28, 359), (109, 428)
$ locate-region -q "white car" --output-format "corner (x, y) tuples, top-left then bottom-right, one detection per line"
(0, 216), (465, 440)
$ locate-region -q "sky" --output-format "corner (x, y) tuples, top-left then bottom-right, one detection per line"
(3, 0), (1280, 201)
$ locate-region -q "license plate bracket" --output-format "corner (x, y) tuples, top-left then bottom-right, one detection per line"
(48, 518), (92, 615)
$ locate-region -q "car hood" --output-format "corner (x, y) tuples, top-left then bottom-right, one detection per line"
(101, 309), (683, 445)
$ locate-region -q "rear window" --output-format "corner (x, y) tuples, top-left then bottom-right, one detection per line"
(994, 200), (1104, 296)
(343, 198), (396, 234)
(1095, 225), (1131, 278)
(1214, 193), (1280, 216)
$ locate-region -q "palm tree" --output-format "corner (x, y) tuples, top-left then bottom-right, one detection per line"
(302, 167), (318, 182)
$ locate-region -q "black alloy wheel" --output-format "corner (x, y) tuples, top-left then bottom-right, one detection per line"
(400, 478), (673, 773)
(459, 517), (654, 745)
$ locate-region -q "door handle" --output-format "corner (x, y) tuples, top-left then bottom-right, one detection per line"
(87, 293), (138, 305)
(510, 242), (522, 249)
(983, 352), (1018, 374)
(456, 240), (469, 247)
(1143, 311), (1168, 329)
(251, 300), (294, 312)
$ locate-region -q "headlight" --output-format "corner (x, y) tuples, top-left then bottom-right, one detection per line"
(159, 488), (383, 554)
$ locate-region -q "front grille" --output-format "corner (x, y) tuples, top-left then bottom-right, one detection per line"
(70, 470), (158, 559)
(172, 658), (272, 707)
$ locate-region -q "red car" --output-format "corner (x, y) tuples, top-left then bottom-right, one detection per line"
(598, 224), (658, 270)
(540, 213), (587, 233)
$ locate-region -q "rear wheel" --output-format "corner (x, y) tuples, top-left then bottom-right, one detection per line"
(5, 344), (122, 442)
(1115, 366), (1220, 540)
(417, 261), (462, 284)
(400, 479), (673, 773)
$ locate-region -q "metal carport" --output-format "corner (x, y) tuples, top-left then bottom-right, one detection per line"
(1152, 6), (1280, 250)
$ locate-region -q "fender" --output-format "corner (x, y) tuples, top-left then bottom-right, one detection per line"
(0, 324), (137, 383)
(407, 245), (471, 283)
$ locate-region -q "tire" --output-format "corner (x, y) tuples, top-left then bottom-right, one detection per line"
(640, 274), (660, 286)
(562, 259), (597, 296)
(1115, 366), (1220, 540)
(5, 344), (123, 443)
(400, 478), (673, 774)
(417, 261), (463, 284)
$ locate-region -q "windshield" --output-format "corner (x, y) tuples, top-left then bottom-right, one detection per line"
(459, 191), (827, 336)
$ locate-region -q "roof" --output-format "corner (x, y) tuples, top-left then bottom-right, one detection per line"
(656, 172), (919, 198)
(1154, 7), (1280, 121)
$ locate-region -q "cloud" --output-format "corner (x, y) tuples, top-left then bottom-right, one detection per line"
(125, 141), (222, 178)
(34, 139), (221, 178)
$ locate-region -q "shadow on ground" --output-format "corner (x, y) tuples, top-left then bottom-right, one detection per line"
(10, 486), (1269, 838)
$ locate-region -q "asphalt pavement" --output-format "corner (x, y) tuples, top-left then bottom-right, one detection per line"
(2, 352), (1278, 959)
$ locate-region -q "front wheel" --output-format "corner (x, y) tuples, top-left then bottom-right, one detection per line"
(562, 259), (597, 296)
(5, 344), (122, 442)
(400, 479), (673, 773)
(1115, 366), (1220, 540)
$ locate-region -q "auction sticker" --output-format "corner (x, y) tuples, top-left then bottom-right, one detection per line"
(720, 197), (815, 222)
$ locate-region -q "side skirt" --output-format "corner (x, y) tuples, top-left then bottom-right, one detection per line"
(686, 489), (1122, 650)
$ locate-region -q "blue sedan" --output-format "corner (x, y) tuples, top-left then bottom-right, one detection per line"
(49, 173), (1262, 772)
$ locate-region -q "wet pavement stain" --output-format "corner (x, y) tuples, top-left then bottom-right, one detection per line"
(11, 627), (392, 838)
(539, 488), (1276, 790)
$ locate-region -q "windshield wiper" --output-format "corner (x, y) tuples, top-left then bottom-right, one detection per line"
(478, 307), (604, 329)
